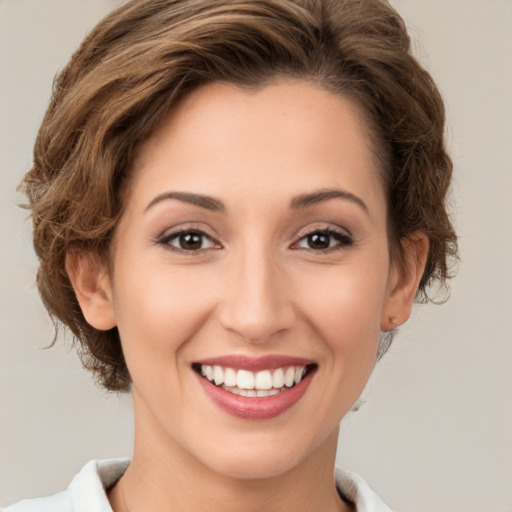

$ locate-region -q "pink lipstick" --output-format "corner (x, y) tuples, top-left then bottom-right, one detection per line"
(193, 355), (317, 420)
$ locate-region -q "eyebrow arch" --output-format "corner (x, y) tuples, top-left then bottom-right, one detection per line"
(290, 188), (369, 214)
(144, 192), (225, 213)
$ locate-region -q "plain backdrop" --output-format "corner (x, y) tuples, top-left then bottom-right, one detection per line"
(1, 1), (511, 510)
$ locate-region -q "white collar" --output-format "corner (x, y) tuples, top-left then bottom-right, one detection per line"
(4, 459), (392, 512)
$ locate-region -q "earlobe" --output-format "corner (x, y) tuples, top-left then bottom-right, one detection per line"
(65, 251), (117, 331)
(381, 232), (429, 331)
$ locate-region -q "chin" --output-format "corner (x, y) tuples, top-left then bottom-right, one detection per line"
(194, 429), (331, 481)
(209, 452), (304, 481)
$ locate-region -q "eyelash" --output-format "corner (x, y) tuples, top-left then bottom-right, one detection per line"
(157, 229), (220, 253)
(156, 227), (353, 254)
(292, 228), (353, 253)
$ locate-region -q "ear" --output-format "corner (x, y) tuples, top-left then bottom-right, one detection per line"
(381, 232), (429, 331)
(65, 251), (117, 331)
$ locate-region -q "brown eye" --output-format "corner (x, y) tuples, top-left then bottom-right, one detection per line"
(162, 230), (217, 252)
(178, 232), (203, 250)
(296, 229), (353, 252)
(306, 232), (330, 250)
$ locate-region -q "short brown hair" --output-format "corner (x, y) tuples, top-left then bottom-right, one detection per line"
(22, 0), (457, 391)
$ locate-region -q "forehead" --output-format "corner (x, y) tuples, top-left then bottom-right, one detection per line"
(128, 80), (386, 218)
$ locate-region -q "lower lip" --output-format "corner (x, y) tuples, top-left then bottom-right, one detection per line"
(197, 370), (315, 420)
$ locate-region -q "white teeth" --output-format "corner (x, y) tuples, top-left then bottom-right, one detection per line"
(255, 370), (273, 390)
(272, 368), (285, 388)
(294, 367), (304, 385)
(199, 364), (312, 395)
(237, 369), (255, 390)
(224, 367), (237, 387)
(284, 367), (295, 387)
(213, 365), (224, 386)
(226, 386), (284, 397)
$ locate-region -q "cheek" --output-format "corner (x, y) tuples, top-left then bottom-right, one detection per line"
(294, 258), (389, 360)
(111, 260), (216, 369)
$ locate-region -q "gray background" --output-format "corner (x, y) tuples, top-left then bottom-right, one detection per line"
(1, 1), (511, 510)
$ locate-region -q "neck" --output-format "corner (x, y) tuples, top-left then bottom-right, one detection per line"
(111, 451), (350, 512)
(108, 399), (350, 512)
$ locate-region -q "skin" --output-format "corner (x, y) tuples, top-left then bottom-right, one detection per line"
(68, 80), (427, 512)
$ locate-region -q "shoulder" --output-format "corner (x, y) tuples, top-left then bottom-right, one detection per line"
(335, 468), (393, 512)
(1, 459), (130, 512)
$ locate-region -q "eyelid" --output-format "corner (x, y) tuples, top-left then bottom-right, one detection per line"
(153, 222), (353, 254)
(293, 222), (352, 241)
(155, 224), (222, 253)
(291, 225), (353, 252)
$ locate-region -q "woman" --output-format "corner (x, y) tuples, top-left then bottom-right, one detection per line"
(4, 0), (457, 510)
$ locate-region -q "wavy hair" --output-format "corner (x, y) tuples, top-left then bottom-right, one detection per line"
(22, 0), (457, 390)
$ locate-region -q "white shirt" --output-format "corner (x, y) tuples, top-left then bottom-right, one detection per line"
(2, 459), (392, 512)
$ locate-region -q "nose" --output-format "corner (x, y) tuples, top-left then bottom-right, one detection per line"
(218, 244), (296, 344)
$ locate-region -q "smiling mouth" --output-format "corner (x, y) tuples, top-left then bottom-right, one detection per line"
(192, 363), (317, 397)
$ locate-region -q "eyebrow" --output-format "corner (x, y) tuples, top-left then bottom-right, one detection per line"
(145, 192), (225, 213)
(144, 188), (368, 215)
(290, 188), (369, 214)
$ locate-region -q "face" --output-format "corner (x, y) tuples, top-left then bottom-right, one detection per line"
(81, 80), (415, 480)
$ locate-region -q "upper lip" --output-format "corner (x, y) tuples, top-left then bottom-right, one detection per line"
(193, 355), (316, 372)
